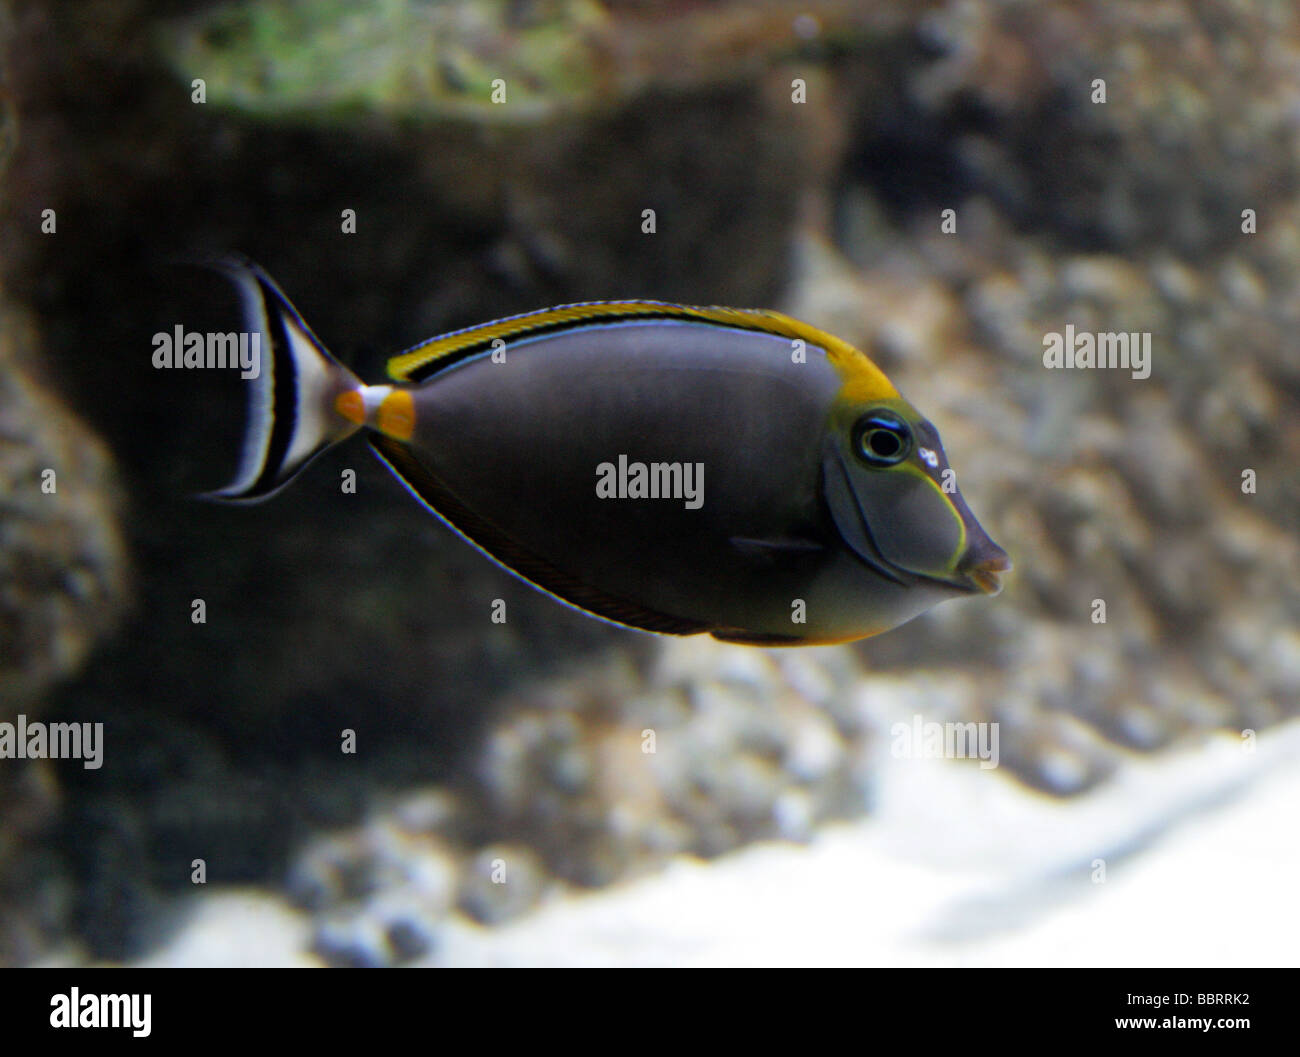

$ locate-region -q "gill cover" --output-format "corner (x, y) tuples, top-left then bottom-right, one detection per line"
(822, 399), (967, 584)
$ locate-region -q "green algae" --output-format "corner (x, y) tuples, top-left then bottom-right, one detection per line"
(158, 0), (610, 124)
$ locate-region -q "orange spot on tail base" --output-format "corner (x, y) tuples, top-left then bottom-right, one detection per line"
(335, 390), (365, 425)
(378, 389), (416, 441)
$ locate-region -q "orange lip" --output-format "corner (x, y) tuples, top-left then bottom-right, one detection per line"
(964, 553), (1012, 595)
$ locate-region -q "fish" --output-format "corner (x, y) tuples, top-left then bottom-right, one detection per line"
(206, 259), (1010, 646)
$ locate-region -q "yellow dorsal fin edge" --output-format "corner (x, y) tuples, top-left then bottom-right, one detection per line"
(385, 301), (898, 401)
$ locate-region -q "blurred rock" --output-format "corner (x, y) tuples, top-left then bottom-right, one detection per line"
(900, 0), (1300, 256)
(0, 0), (1298, 965)
(0, 291), (129, 964)
(457, 843), (548, 925)
(0, 296), (128, 711)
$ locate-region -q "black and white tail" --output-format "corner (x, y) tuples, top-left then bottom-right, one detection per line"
(205, 260), (365, 502)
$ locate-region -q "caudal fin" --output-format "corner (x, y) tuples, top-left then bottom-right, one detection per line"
(203, 259), (364, 502)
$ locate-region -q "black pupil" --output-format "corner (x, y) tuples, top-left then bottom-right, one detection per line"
(866, 428), (901, 458)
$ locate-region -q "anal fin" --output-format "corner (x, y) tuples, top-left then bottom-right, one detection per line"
(369, 435), (710, 637)
(710, 629), (809, 646)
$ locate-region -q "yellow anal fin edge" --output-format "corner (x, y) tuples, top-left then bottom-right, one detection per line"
(710, 629), (872, 646)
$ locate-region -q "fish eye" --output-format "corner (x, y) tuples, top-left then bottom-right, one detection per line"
(852, 410), (912, 467)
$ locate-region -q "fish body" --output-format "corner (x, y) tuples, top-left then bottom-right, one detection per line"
(210, 262), (1010, 645)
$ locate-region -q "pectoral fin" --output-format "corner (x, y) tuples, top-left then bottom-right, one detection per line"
(728, 536), (826, 559)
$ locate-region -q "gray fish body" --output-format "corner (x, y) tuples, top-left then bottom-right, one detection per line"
(209, 262), (1009, 645)
(399, 321), (956, 641)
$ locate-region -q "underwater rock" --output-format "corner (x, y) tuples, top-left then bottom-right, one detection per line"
(269, 641), (873, 959)
(0, 293), (128, 963)
(898, 0), (1300, 255)
(2, 0), (1299, 965)
(0, 297), (128, 712)
(457, 843), (549, 925)
(156, 0), (927, 123)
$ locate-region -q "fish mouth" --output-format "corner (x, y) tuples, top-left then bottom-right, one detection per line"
(956, 551), (1013, 595)
(823, 448), (1012, 597)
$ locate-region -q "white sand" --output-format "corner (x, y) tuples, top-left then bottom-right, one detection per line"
(426, 722), (1300, 967)
(131, 721), (1300, 968)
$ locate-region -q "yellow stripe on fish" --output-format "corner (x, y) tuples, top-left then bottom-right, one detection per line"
(386, 300), (900, 403)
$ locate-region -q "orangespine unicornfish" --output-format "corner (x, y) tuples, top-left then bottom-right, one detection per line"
(206, 259), (1010, 645)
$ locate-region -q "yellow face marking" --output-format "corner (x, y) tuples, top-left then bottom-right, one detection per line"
(896, 461), (968, 569)
(377, 389), (416, 441)
(837, 369), (900, 404)
(754, 311), (900, 404)
(335, 390), (366, 426)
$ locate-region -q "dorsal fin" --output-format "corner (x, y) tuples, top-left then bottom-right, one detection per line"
(386, 300), (899, 401)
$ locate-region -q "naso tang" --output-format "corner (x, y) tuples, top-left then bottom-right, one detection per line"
(208, 261), (1010, 645)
